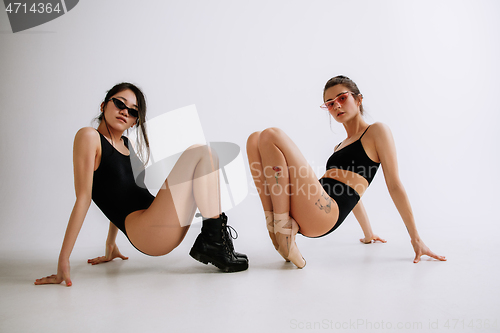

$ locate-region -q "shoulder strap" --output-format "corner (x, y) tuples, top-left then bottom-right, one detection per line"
(122, 136), (129, 148)
(334, 142), (342, 151)
(358, 125), (371, 140)
(96, 130), (109, 149)
(96, 130), (115, 149)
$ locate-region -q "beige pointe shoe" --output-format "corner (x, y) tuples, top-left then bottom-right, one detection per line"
(274, 217), (306, 268)
(266, 213), (289, 261)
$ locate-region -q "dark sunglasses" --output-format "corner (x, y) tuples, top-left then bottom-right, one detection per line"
(110, 98), (139, 118)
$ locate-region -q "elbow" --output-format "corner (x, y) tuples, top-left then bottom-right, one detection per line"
(75, 195), (92, 208)
(386, 180), (404, 195)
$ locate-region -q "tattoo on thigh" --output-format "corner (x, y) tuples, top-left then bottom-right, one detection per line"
(272, 166), (281, 185)
(315, 193), (332, 213)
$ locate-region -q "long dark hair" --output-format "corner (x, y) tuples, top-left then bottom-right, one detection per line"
(323, 75), (364, 115)
(98, 82), (150, 164)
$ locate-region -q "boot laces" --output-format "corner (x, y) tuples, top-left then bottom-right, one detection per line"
(224, 225), (238, 241)
(196, 212), (237, 253)
(221, 222), (238, 250)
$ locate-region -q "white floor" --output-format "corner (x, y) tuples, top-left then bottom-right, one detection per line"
(1, 218), (498, 333)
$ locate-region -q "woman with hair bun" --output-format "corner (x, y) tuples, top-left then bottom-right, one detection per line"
(36, 82), (248, 286)
(246, 75), (446, 268)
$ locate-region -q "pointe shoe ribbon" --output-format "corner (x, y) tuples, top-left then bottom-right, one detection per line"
(274, 217), (306, 268)
(265, 212), (282, 254)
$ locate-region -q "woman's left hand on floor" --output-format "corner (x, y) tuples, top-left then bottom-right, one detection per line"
(87, 243), (128, 265)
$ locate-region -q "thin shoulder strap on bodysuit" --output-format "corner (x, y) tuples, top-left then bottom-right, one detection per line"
(358, 125), (371, 140)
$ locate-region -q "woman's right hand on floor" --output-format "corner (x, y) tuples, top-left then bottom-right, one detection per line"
(34, 259), (72, 286)
(87, 243), (128, 265)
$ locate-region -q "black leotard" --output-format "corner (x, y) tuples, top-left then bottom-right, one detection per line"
(326, 126), (380, 184)
(316, 125), (380, 237)
(92, 131), (155, 236)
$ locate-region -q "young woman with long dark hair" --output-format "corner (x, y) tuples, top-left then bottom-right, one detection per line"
(35, 83), (248, 286)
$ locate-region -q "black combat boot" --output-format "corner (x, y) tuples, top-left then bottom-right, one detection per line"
(193, 213), (248, 260)
(218, 213), (248, 261)
(189, 213), (248, 272)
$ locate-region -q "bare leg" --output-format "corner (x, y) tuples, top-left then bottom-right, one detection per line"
(247, 132), (279, 250)
(168, 144), (221, 221)
(257, 128), (304, 267)
(247, 128), (341, 267)
(125, 144), (221, 256)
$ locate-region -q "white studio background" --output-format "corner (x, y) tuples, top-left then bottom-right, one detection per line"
(0, 0), (499, 256)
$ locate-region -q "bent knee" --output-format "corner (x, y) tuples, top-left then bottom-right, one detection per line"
(187, 143), (206, 150)
(258, 127), (284, 149)
(246, 131), (262, 153)
(186, 143), (218, 159)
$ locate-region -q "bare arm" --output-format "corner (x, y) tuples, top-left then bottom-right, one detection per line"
(87, 222), (128, 265)
(352, 200), (386, 244)
(373, 123), (445, 262)
(35, 127), (99, 286)
(106, 221), (120, 244)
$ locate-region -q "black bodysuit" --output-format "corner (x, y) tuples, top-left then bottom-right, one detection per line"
(92, 131), (155, 236)
(317, 125), (380, 236)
